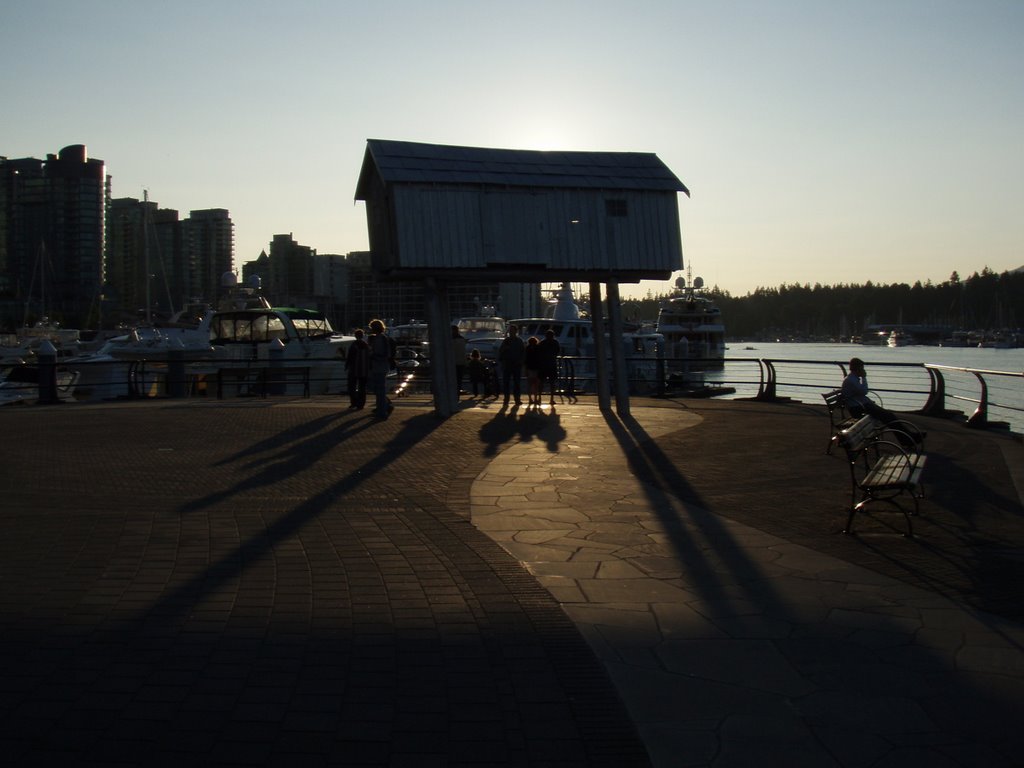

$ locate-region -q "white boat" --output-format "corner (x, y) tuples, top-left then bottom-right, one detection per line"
(0, 319), (85, 365)
(655, 274), (725, 372)
(887, 330), (911, 347)
(67, 274), (355, 399)
(457, 310), (508, 360)
(388, 321), (432, 372)
(390, 322), (430, 346)
(510, 283), (664, 393)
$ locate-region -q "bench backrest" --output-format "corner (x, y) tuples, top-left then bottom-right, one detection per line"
(822, 388), (843, 409)
(823, 388), (852, 427)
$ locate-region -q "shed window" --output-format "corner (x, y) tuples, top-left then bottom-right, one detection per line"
(605, 199), (628, 217)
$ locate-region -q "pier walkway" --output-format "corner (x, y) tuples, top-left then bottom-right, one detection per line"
(1, 396), (1022, 766)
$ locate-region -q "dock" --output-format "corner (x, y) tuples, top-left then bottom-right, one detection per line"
(1, 396), (1022, 766)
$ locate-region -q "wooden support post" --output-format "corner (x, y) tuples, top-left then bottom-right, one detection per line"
(424, 278), (455, 417)
(606, 279), (630, 417)
(588, 281), (611, 412)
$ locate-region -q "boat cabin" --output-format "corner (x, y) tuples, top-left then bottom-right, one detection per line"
(209, 308), (337, 345)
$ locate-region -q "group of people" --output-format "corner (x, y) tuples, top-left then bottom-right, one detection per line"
(344, 320), (563, 416)
(498, 324), (560, 407)
(344, 318), (394, 419)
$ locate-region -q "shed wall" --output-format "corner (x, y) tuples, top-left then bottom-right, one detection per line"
(390, 186), (682, 273)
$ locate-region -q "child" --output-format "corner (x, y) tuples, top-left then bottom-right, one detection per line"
(467, 349), (488, 397)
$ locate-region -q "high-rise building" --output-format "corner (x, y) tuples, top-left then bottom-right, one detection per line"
(241, 237), (345, 324)
(267, 233), (315, 301)
(106, 196), (184, 323)
(0, 144), (107, 329)
(314, 253), (348, 328)
(183, 208), (234, 306)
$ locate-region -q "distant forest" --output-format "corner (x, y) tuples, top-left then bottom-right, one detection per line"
(618, 267), (1024, 341)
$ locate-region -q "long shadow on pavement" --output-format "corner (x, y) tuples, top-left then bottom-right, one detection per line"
(594, 401), (1023, 766)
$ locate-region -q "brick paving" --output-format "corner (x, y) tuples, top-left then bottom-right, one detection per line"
(1, 394), (1022, 767)
(0, 399), (649, 767)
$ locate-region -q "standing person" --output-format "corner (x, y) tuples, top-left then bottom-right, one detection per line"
(345, 328), (370, 410)
(451, 325), (468, 397)
(523, 336), (542, 406)
(368, 318), (394, 418)
(498, 324), (525, 407)
(536, 328), (561, 405)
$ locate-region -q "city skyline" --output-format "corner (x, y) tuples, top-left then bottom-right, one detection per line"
(3, 1), (1021, 299)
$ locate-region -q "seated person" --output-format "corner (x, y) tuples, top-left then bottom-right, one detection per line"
(842, 357), (920, 448)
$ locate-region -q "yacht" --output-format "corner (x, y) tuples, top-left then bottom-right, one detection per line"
(0, 319), (84, 365)
(510, 283), (664, 393)
(887, 330), (911, 347)
(456, 307), (508, 360)
(655, 275), (725, 372)
(67, 274), (355, 399)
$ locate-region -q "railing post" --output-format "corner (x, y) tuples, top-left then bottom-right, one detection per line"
(268, 339), (285, 396)
(966, 371), (989, 428)
(755, 359), (778, 401)
(36, 339), (59, 405)
(921, 366), (947, 416)
(167, 347), (186, 398)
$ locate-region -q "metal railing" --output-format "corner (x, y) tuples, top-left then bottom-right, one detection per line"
(13, 350), (1024, 436)
(546, 354), (1023, 435)
(920, 364), (1024, 430)
(687, 356), (1023, 435)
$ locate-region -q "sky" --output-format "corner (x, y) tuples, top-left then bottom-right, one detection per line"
(3, 0), (1021, 299)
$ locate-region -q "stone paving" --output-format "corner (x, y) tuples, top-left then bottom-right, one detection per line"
(469, 397), (1024, 767)
(1, 394), (1022, 767)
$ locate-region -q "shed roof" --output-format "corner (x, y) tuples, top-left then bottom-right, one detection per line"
(355, 139), (689, 197)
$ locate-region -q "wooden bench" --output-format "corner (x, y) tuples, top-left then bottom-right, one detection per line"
(824, 388), (927, 455)
(838, 415), (927, 537)
(822, 388), (858, 454)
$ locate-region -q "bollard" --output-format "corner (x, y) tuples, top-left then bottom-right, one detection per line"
(268, 339), (285, 395)
(167, 345), (186, 398)
(36, 339), (59, 405)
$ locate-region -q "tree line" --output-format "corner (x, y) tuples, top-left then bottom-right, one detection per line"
(619, 267), (1024, 340)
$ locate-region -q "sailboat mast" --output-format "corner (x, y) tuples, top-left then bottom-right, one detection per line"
(144, 190), (151, 325)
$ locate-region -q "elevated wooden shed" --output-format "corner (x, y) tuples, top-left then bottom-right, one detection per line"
(353, 139), (691, 417)
(354, 139), (689, 282)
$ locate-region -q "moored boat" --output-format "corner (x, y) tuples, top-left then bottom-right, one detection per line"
(655, 274), (725, 372)
(66, 274), (355, 399)
(457, 309), (508, 360)
(511, 283), (664, 393)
